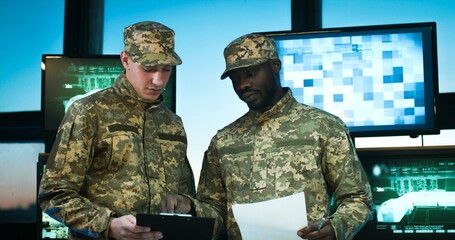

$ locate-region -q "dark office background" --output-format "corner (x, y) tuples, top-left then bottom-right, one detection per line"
(1, 0), (454, 239)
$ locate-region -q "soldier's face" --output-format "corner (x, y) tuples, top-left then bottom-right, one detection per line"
(122, 52), (172, 101)
(229, 60), (282, 111)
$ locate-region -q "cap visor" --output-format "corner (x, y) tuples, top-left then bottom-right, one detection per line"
(131, 51), (182, 66)
(220, 58), (268, 80)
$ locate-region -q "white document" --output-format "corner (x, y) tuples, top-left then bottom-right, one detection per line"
(232, 192), (308, 240)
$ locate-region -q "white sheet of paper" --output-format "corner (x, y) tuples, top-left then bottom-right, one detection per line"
(232, 192), (308, 240)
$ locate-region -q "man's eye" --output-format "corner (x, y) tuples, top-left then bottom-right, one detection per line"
(247, 69), (258, 77)
(231, 78), (239, 84)
(143, 68), (156, 72)
(143, 66), (171, 72)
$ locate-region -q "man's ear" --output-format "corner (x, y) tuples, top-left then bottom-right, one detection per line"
(120, 50), (130, 70)
(271, 59), (281, 74)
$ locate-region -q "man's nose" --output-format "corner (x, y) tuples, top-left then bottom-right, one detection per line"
(238, 76), (252, 90)
(151, 71), (165, 86)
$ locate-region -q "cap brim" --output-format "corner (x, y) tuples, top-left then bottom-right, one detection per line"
(131, 51), (182, 66)
(220, 58), (268, 80)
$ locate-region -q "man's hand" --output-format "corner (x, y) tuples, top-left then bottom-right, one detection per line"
(297, 218), (335, 240)
(108, 214), (163, 240)
(160, 194), (192, 214)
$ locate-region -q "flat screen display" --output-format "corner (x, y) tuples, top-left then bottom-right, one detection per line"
(356, 146), (455, 240)
(41, 55), (177, 133)
(260, 22), (439, 137)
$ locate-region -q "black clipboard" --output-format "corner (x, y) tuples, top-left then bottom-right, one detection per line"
(136, 213), (215, 240)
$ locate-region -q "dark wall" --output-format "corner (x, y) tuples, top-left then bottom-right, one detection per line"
(64, 0), (104, 56)
(438, 92), (455, 129)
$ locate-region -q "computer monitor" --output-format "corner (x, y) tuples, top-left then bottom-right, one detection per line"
(356, 146), (455, 240)
(259, 22), (439, 138)
(41, 54), (177, 134)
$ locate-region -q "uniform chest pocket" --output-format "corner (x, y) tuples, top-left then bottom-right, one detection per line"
(156, 133), (187, 167)
(265, 140), (322, 191)
(219, 146), (253, 195)
(93, 127), (142, 173)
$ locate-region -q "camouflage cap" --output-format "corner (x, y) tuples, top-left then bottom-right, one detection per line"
(220, 33), (278, 79)
(124, 21), (182, 66)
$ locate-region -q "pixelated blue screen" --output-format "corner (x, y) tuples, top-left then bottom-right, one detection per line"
(266, 22), (438, 137)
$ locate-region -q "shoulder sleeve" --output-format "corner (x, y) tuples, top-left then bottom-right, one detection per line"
(38, 101), (114, 238)
(323, 119), (374, 240)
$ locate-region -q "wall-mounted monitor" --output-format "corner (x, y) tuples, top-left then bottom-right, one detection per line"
(355, 146), (455, 240)
(259, 22), (439, 138)
(41, 54), (177, 134)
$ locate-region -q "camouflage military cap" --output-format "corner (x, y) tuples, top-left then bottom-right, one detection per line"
(124, 21), (182, 66)
(220, 33), (278, 79)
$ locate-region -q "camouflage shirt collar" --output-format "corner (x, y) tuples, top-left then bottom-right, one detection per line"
(250, 87), (293, 123)
(114, 73), (164, 106)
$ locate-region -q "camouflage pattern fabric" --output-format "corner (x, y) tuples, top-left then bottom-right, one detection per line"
(189, 89), (374, 240)
(38, 73), (195, 239)
(124, 21), (182, 66)
(220, 33), (278, 79)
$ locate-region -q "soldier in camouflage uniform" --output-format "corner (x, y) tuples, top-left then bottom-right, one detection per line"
(39, 21), (195, 240)
(161, 33), (374, 240)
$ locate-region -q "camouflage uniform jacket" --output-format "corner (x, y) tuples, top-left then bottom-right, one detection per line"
(38, 73), (195, 239)
(190, 89), (373, 240)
